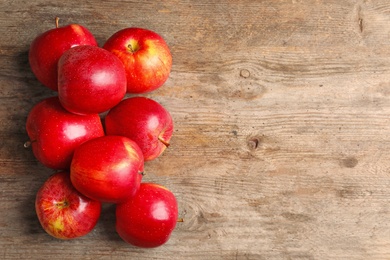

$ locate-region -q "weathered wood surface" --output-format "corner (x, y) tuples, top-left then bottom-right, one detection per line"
(1, 0), (390, 259)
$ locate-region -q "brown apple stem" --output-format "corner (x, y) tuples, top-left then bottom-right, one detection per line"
(56, 201), (69, 209)
(127, 44), (134, 53)
(127, 40), (140, 53)
(158, 137), (170, 148)
(177, 218), (184, 223)
(138, 171), (145, 176)
(23, 140), (36, 148)
(55, 17), (60, 28)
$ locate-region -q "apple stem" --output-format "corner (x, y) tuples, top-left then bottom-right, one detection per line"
(24, 140), (36, 148)
(127, 44), (134, 53)
(56, 201), (69, 209)
(177, 218), (184, 223)
(127, 40), (140, 53)
(158, 137), (170, 148)
(55, 17), (60, 28)
(139, 171), (145, 176)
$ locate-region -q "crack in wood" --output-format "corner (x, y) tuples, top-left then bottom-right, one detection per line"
(357, 3), (364, 33)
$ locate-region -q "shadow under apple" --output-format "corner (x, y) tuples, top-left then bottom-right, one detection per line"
(97, 203), (123, 242)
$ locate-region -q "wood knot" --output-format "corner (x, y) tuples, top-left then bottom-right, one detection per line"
(248, 138), (260, 150)
(240, 69), (250, 78)
(341, 156), (358, 168)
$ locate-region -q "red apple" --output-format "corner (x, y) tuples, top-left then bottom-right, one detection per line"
(70, 135), (144, 203)
(35, 171), (102, 239)
(103, 27), (172, 94)
(104, 97), (173, 161)
(25, 97), (104, 170)
(58, 45), (127, 115)
(29, 17), (97, 91)
(116, 183), (178, 248)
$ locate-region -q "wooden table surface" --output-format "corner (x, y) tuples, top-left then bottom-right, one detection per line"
(1, 0), (390, 259)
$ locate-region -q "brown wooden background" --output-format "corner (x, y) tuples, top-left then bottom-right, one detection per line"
(1, 0), (390, 259)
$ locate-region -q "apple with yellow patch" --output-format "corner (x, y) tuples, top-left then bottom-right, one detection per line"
(29, 17), (98, 91)
(70, 136), (144, 203)
(35, 171), (101, 239)
(103, 27), (172, 94)
(105, 97), (174, 161)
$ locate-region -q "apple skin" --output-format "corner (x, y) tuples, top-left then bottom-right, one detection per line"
(70, 135), (144, 203)
(58, 45), (127, 115)
(104, 97), (173, 161)
(29, 18), (97, 91)
(26, 97), (105, 170)
(35, 171), (102, 240)
(116, 183), (178, 248)
(103, 27), (172, 94)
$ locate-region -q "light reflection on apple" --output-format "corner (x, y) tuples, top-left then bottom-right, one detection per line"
(64, 124), (87, 140)
(151, 201), (170, 221)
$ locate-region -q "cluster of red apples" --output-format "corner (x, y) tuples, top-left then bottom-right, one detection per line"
(26, 18), (178, 248)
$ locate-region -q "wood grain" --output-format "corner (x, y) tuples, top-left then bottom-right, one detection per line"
(1, 0), (390, 259)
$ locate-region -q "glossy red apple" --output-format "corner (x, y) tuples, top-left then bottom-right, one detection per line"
(29, 17), (97, 91)
(103, 27), (172, 94)
(105, 97), (173, 161)
(70, 135), (144, 203)
(35, 171), (102, 239)
(58, 45), (127, 115)
(116, 183), (178, 248)
(25, 97), (104, 170)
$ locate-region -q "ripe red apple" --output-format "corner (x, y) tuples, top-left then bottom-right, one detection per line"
(103, 27), (172, 94)
(116, 183), (178, 248)
(29, 17), (97, 91)
(35, 171), (102, 239)
(25, 97), (104, 170)
(58, 45), (127, 115)
(104, 97), (173, 161)
(70, 135), (144, 203)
